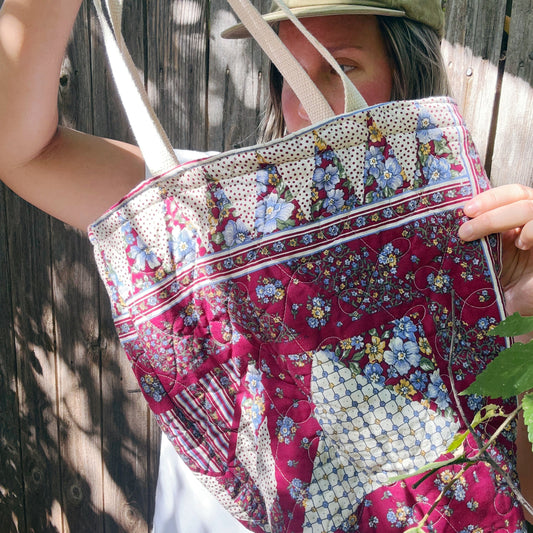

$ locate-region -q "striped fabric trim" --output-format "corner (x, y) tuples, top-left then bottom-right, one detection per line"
(124, 179), (472, 331)
(157, 359), (241, 473)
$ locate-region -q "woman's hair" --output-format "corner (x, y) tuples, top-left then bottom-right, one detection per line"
(259, 16), (450, 142)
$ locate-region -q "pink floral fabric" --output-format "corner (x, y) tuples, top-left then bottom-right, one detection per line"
(89, 98), (526, 532)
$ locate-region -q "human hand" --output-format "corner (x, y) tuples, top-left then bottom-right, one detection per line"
(458, 184), (533, 319)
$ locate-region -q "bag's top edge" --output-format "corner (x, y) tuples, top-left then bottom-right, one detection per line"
(88, 96), (458, 232)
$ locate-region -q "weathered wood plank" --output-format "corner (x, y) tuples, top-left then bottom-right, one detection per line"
(207, 0), (271, 151)
(4, 193), (63, 533)
(51, 223), (107, 533)
(87, 1), (154, 531)
(0, 2), (27, 530)
(0, 184), (26, 533)
(442, 0), (507, 168)
(54, 3), (106, 531)
(491, 0), (533, 187)
(0, 1), (66, 530)
(1, 0), (532, 531)
(146, 0), (209, 151)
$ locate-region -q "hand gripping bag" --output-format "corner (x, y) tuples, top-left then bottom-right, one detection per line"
(88, 1), (524, 531)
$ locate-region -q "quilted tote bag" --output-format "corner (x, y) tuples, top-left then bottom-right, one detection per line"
(89, 1), (524, 531)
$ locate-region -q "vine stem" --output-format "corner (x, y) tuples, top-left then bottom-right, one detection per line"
(476, 403), (522, 456)
(415, 293), (533, 528)
(472, 402), (533, 517)
(447, 292), (485, 452)
(481, 453), (533, 517)
(415, 462), (473, 530)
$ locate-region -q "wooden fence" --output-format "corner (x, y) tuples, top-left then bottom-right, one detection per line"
(0, 0), (531, 531)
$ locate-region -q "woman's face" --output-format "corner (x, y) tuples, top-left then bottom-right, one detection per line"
(278, 15), (393, 133)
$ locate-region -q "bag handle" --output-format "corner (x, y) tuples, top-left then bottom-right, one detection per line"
(92, 0), (369, 175)
(92, 0), (181, 176)
(226, 0), (368, 119)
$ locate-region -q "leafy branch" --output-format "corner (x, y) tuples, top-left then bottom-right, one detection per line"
(391, 311), (533, 532)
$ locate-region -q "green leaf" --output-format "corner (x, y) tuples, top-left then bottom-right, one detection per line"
(447, 405), (503, 453)
(434, 138), (452, 156)
(447, 430), (469, 453)
(278, 184), (293, 201)
(387, 455), (466, 484)
(365, 175), (375, 187)
(340, 349), (351, 361)
(461, 342), (533, 399)
(276, 217), (295, 230)
(522, 393), (533, 453)
(212, 232), (224, 245)
(365, 192), (375, 204)
(404, 527), (426, 533)
(417, 150), (429, 167)
(488, 312), (533, 337)
(470, 404), (503, 428)
(349, 361), (361, 376)
(419, 357), (435, 371)
(351, 349), (365, 362)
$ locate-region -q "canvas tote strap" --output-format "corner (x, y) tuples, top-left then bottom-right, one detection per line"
(226, 0), (368, 116)
(92, 0), (368, 175)
(92, 0), (180, 176)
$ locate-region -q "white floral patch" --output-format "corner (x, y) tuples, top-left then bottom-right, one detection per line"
(303, 349), (460, 532)
(235, 363), (278, 531)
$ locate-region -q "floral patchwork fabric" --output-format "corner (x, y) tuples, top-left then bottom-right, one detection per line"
(89, 98), (526, 532)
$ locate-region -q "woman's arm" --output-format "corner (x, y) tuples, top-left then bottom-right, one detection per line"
(0, 0), (144, 231)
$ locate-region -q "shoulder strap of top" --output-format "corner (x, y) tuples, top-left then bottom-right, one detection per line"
(92, 0), (368, 176)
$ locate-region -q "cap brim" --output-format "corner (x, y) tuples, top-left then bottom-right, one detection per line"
(221, 6), (404, 39)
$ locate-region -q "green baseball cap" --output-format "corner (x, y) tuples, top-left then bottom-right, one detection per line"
(221, 0), (445, 38)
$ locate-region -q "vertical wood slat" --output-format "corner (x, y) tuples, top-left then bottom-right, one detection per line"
(491, 0), (533, 187)
(442, 0), (507, 168)
(56, 3), (105, 531)
(0, 184), (26, 533)
(208, 0), (271, 151)
(88, 1), (154, 531)
(3, 196), (61, 533)
(0, 0), (156, 531)
(145, 0), (209, 152)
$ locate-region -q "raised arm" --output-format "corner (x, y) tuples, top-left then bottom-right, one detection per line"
(0, 0), (145, 231)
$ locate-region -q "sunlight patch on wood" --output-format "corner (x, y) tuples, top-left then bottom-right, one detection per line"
(49, 498), (68, 533)
(172, 0), (204, 26)
(442, 39), (499, 168)
(492, 72), (533, 187)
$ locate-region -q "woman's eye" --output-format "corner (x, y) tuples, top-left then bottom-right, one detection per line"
(334, 63), (357, 75)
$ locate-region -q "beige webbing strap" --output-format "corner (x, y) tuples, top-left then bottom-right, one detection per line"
(93, 0), (368, 175)
(225, 0), (335, 124)
(226, 0), (367, 118)
(269, 0), (368, 113)
(92, 0), (180, 176)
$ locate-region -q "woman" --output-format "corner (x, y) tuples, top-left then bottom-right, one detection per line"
(0, 0), (532, 531)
